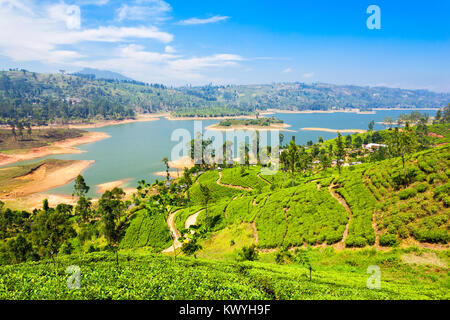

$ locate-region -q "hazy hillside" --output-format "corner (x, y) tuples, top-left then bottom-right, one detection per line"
(72, 68), (133, 82)
(0, 70), (448, 124)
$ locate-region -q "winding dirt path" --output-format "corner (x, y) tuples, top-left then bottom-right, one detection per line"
(328, 183), (352, 249)
(162, 208), (204, 253)
(216, 171), (252, 191)
(256, 172), (271, 185)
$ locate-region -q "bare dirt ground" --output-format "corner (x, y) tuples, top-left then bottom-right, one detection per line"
(168, 156), (194, 170)
(162, 209), (203, 253)
(1, 160), (94, 198)
(0, 131), (109, 167)
(328, 183), (353, 250)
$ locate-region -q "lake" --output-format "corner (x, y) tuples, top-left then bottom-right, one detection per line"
(7, 110), (437, 197)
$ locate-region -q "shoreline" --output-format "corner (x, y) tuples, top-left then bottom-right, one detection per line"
(0, 131), (110, 167)
(96, 179), (133, 194)
(0, 160), (95, 199)
(165, 112), (274, 121)
(154, 171), (184, 179)
(205, 123), (295, 132)
(169, 156), (195, 170)
(268, 107), (441, 115)
(301, 127), (367, 133)
(267, 108), (376, 115)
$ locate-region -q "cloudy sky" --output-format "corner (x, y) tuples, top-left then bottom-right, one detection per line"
(0, 0), (449, 91)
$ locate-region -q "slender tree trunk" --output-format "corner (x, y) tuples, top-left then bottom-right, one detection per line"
(172, 239), (177, 264)
(402, 155), (407, 185)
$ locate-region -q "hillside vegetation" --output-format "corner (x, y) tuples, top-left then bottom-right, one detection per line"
(1, 70), (448, 125)
(0, 249), (448, 300)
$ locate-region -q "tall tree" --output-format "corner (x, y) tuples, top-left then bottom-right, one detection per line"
(199, 184), (212, 228)
(284, 140), (299, 186)
(334, 133), (346, 174)
(387, 124), (418, 183)
(32, 204), (76, 264)
(98, 188), (125, 268)
(162, 157), (170, 183)
(73, 175), (89, 197)
(368, 120), (375, 132)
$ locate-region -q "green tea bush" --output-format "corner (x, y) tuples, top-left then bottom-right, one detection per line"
(399, 188), (418, 200)
(415, 183), (428, 193)
(379, 233), (399, 247)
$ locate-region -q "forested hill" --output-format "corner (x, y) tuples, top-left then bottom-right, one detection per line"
(177, 83), (449, 112)
(0, 69), (448, 124)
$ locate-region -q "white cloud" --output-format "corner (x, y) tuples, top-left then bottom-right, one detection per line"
(178, 15), (229, 25)
(0, 1), (174, 65)
(0, 1), (243, 85)
(282, 67), (292, 73)
(116, 0), (171, 22)
(165, 45), (176, 53)
(168, 54), (243, 71)
(75, 0), (109, 5)
(302, 72), (315, 78)
(47, 3), (81, 30)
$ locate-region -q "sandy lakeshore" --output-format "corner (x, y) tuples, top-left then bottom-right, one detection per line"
(301, 127), (367, 133)
(205, 123), (295, 132)
(67, 114), (163, 129)
(96, 179), (136, 194)
(168, 156), (195, 170)
(0, 131), (110, 167)
(154, 171), (184, 179)
(0, 160), (95, 199)
(165, 112), (274, 121)
(267, 108), (376, 115)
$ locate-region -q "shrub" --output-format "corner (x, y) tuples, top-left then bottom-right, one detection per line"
(379, 233), (399, 247)
(237, 245), (258, 261)
(415, 183), (428, 193)
(399, 188), (417, 200)
(345, 236), (367, 247)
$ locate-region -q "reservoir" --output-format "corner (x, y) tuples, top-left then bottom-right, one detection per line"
(5, 109), (437, 197)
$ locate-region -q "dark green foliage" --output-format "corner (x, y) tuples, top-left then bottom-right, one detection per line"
(237, 245), (258, 261)
(379, 233), (399, 247)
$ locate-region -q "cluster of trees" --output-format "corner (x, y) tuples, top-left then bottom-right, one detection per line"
(218, 117), (283, 127)
(2, 70), (448, 125)
(0, 175), (130, 266)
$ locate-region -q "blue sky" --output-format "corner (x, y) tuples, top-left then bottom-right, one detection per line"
(0, 0), (449, 91)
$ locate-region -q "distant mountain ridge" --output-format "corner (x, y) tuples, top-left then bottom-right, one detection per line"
(0, 69), (448, 124)
(72, 68), (133, 81)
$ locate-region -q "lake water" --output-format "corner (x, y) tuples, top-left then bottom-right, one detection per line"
(5, 110), (437, 197)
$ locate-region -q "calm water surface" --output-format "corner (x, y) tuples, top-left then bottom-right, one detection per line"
(6, 110), (436, 197)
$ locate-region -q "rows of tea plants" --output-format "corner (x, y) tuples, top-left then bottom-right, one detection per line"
(120, 209), (171, 251)
(365, 145), (450, 245)
(284, 184), (349, 246)
(335, 168), (376, 247)
(188, 170), (242, 204)
(225, 195), (258, 225)
(0, 250), (447, 300)
(255, 188), (297, 248)
(196, 200), (231, 232)
(220, 167), (270, 191)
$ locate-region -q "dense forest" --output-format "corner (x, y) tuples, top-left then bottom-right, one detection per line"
(0, 70), (448, 125)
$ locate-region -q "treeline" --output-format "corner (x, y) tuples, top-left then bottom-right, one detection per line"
(2, 70), (449, 124)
